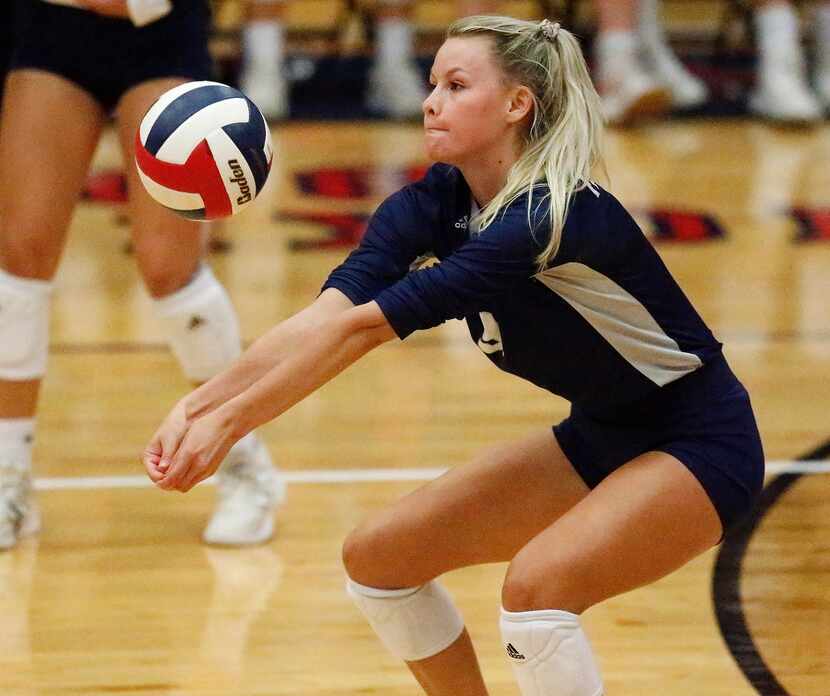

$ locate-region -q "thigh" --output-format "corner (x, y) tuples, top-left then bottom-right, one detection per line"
(504, 450), (723, 614)
(116, 78), (205, 297)
(343, 429), (591, 588)
(0, 69), (105, 278)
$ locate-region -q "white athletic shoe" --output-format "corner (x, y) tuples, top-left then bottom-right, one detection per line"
(642, 41), (709, 109)
(0, 456), (40, 551)
(202, 434), (285, 547)
(240, 66), (288, 121)
(600, 64), (671, 126)
(750, 55), (823, 123)
(366, 61), (428, 120)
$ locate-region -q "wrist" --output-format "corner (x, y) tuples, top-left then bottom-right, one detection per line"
(217, 401), (255, 442)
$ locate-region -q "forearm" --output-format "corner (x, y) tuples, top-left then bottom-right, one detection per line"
(220, 302), (395, 437)
(184, 288), (354, 419)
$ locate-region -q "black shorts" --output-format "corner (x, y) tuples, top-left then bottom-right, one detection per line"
(9, 0), (213, 112)
(553, 355), (765, 534)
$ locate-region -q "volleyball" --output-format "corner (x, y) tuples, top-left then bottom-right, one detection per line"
(134, 81), (273, 220)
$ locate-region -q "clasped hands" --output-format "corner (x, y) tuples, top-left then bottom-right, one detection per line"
(143, 399), (239, 493)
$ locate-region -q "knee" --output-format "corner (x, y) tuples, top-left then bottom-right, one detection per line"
(341, 522), (390, 587)
(342, 518), (418, 589)
(0, 224), (62, 279)
(140, 259), (200, 298)
(501, 557), (592, 615)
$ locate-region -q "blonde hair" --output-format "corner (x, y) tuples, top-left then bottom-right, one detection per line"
(446, 16), (605, 269)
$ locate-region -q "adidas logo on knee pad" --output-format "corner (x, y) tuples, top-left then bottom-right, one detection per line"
(506, 643), (526, 660)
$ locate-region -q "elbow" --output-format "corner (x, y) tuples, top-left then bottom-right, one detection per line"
(341, 302), (398, 347)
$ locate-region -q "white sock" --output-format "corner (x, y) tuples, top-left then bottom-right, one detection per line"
(500, 608), (604, 696)
(375, 18), (415, 69)
(637, 0), (663, 50)
(594, 30), (639, 83)
(816, 4), (830, 72)
(595, 30), (638, 64)
(151, 265), (242, 384)
(755, 3), (801, 69)
(0, 418), (35, 470)
(243, 20), (285, 73)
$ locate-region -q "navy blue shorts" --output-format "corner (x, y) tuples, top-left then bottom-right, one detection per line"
(553, 355), (765, 534)
(9, 0), (213, 112)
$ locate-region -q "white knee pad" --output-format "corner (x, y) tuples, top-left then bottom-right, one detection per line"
(151, 265), (241, 383)
(0, 268), (53, 380)
(346, 578), (465, 662)
(500, 608), (604, 696)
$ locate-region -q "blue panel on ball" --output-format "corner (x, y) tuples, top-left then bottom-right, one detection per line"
(221, 98), (270, 194)
(145, 84), (243, 156)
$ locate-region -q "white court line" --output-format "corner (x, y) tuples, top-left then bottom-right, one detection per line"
(30, 460), (829, 492)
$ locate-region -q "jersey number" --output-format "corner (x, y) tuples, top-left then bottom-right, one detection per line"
(477, 312), (503, 355)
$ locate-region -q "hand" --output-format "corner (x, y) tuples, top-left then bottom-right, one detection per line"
(142, 398), (192, 484)
(76, 0), (130, 19)
(155, 409), (239, 493)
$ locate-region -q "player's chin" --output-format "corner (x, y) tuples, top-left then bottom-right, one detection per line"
(423, 138), (454, 163)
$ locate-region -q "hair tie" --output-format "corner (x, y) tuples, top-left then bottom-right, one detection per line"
(538, 19), (561, 43)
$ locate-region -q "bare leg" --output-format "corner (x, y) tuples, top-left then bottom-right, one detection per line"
(502, 451), (722, 614)
(0, 70), (105, 418)
(343, 430), (591, 694)
(594, 0), (637, 31)
(115, 77), (205, 303)
(0, 70), (103, 548)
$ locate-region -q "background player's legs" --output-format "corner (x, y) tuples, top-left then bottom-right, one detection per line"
(750, 0), (822, 122)
(637, 0), (708, 110)
(241, 0), (288, 121)
(342, 430), (592, 695)
(593, 0), (671, 124)
(367, 0), (428, 119)
(0, 70), (106, 549)
(500, 451), (721, 695)
(116, 79), (284, 546)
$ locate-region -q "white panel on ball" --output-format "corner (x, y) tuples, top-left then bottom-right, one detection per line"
(206, 128), (257, 216)
(137, 169), (205, 212)
(138, 81), (220, 145)
(156, 98), (250, 165)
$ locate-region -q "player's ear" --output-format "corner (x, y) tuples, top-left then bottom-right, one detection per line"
(505, 85), (534, 125)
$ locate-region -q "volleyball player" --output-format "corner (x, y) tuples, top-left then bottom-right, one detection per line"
(144, 15), (765, 694)
(0, 0), (284, 551)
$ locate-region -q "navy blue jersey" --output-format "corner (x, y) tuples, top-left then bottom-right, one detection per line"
(322, 164), (724, 417)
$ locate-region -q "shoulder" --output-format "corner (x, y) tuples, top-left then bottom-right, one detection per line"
(556, 183), (650, 269)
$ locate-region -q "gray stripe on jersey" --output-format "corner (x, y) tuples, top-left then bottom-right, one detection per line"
(535, 262), (702, 386)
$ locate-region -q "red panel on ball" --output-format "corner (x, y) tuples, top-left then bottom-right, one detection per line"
(134, 133), (232, 219)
